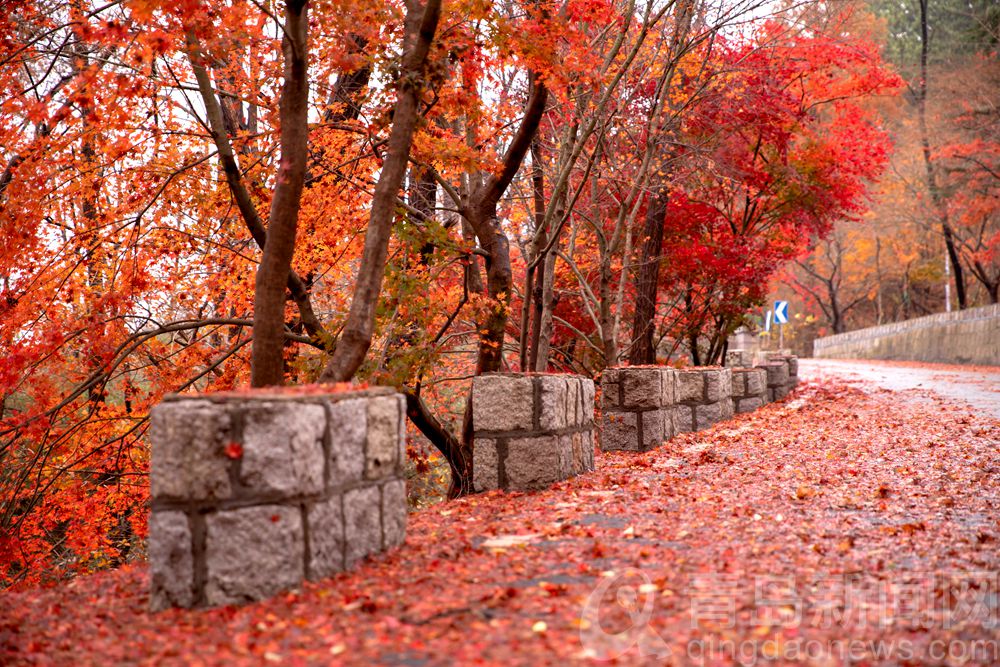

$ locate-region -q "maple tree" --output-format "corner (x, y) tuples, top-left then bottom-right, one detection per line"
(787, 0), (998, 340)
(1, 0), (904, 586)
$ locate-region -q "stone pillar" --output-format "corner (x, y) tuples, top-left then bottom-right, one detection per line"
(471, 373), (595, 492)
(724, 349), (753, 368)
(784, 355), (799, 392)
(600, 367), (676, 452)
(148, 387), (407, 610)
(761, 360), (790, 401)
(731, 367), (767, 413)
(761, 354), (799, 399)
(674, 367), (734, 433)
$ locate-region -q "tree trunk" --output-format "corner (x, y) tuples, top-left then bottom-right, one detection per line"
(326, 33), (372, 123)
(251, 0), (310, 387)
(917, 0), (967, 310)
(628, 186), (669, 365)
(526, 136), (548, 371)
(465, 73), (548, 375)
(185, 29), (328, 351)
(599, 251), (617, 364)
(445, 69), (547, 497)
(533, 249), (557, 372)
(875, 236), (884, 325)
(320, 0), (442, 382)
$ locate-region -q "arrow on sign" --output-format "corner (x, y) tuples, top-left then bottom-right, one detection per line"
(774, 300), (789, 324)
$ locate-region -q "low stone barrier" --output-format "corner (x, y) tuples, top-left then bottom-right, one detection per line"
(760, 354), (800, 401)
(731, 367), (767, 413)
(600, 366), (676, 452)
(813, 304), (1000, 365)
(674, 367), (733, 433)
(472, 373), (595, 492)
(148, 387), (407, 610)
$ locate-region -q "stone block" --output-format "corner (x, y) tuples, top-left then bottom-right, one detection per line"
(556, 434), (573, 478)
(204, 505), (304, 606)
(343, 486), (381, 567)
(731, 370), (747, 397)
(725, 350), (752, 367)
(506, 436), (562, 489)
(660, 369), (675, 406)
(307, 495), (344, 580)
(601, 411), (637, 451)
(641, 409), (665, 451)
(565, 379), (580, 426)
(744, 368), (766, 396)
(662, 407), (677, 440)
(149, 511), (193, 611)
(772, 385), (790, 401)
(581, 379), (595, 422)
(675, 370), (704, 403)
(622, 368), (662, 408)
(703, 369), (723, 402)
(397, 394), (407, 463)
(473, 375), (534, 432)
(326, 397), (366, 487)
(365, 395), (401, 480)
(472, 438), (499, 492)
(601, 379), (620, 410)
(150, 401), (233, 502)
(241, 402), (326, 497)
(381, 479), (407, 549)
(735, 396), (764, 413)
(763, 362), (789, 387)
(539, 375), (568, 430)
(719, 369), (732, 399)
(675, 404), (694, 433)
(570, 431), (592, 474)
(786, 357), (799, 377)
(694, 401), (723, 431)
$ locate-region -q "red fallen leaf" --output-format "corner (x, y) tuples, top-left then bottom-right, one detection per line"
(270, 514), (280, 523)
(224, 442), (243, 460)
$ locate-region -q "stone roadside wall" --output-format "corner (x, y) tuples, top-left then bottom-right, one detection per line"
(148, 388), (406, 610)
(674, 367), (734, 433)
(472, 373), (595, 492)
(731, 368), (767, 414)
(600, 367), (676, 452)
(760, 354), (798, 401)
(812, 303), (1000, 365)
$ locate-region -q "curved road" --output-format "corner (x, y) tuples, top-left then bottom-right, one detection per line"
(799, 358), (1000, 419)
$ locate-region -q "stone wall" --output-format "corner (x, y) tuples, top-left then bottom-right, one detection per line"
(472, 374), (595, 492)
(148, 388), (406, 610)
(600, 367), (676, 452)
(812, 303), (1000, 365)
(760, 356), (796, 401)
(674, 367), (734, 433)
(731, 367), (767, 414)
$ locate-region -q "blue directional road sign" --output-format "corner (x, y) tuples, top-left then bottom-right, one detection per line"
(774, 300), (789, 325)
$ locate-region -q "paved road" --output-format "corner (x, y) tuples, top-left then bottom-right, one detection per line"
(799, 358), (1000, 419)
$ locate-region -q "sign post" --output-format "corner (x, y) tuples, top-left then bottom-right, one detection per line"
(774, 300), (789, 350)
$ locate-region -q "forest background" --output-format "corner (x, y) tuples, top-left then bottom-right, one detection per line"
(0, 0), (996, 587)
